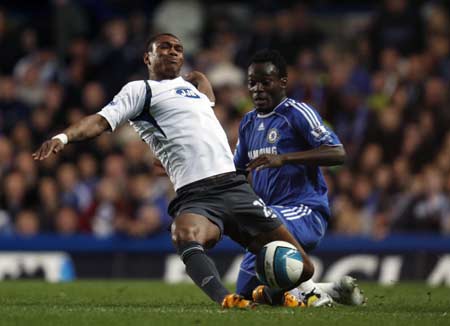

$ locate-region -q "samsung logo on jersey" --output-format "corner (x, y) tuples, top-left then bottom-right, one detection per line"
(176, 88), (200, 99)
(248, 147), (277, 160)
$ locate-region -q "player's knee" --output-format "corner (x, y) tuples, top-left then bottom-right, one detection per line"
(171, 224), (200, 248)
(299, 258), (314, 283)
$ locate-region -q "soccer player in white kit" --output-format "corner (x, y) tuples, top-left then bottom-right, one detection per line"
(32, 33), (315, 308)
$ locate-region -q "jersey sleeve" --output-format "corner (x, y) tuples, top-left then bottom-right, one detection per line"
(233, 119), (250, 172)
(97, 81), (146, 131)
(290, 102), (342, 148)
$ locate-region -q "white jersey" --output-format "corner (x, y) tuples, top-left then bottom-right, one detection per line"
(98, 77), (235, 190)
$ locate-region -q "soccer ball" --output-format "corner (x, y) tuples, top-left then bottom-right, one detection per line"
(256, 241), (304, 290)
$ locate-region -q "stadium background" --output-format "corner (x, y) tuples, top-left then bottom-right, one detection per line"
(0, 0), (449, 285)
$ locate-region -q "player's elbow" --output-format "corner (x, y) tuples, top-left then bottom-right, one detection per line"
(321, 145), (346, 166)
(333, 145), (346, 165)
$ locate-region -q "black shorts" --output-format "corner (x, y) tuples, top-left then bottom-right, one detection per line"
(168, 172), (282, 248)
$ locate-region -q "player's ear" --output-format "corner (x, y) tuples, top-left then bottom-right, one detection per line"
(143, 52), (151, 66)
(280, 77), (288, 89)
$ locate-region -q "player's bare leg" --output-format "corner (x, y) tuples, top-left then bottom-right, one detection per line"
(172, 212), (254, 308)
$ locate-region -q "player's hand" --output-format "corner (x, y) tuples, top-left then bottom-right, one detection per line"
(184, 71), (215, 103)
(184, 71), (208, 85)
(153, 159), (167, 176)
(32, 139), (65, 160)
(246, 154), (284, 171)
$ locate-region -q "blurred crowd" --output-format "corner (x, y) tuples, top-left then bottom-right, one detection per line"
(0, 0), (449, 238)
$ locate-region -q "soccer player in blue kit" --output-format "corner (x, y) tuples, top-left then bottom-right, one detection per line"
(234, 50), (365, 307)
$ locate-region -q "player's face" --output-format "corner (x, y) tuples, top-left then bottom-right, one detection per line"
(145, 35), (184, 80)
(248, 62), (287, 112)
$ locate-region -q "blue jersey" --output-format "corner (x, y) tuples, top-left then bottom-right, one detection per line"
(234, 98), (341, 218)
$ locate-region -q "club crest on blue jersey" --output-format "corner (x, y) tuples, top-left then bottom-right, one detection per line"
(267, 128), (280, 144)
(175, 88), (200, 99)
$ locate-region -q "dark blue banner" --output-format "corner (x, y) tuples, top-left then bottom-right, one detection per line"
(0, 233), (449, 253)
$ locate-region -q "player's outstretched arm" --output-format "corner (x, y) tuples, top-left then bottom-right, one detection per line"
(32, 114), (110, 160)
(247, 145), (346, 171)
(184, 71), (215, 104)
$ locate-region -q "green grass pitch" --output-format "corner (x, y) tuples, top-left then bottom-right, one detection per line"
(0, 281), (449, 326)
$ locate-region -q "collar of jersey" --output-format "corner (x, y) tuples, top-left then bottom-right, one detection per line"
(150, 76), (183, 83)
(256, 97), (289, 118)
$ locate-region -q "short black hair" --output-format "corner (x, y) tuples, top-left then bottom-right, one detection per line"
(145, 33), (179, 52)
(249, 49), (288, 78)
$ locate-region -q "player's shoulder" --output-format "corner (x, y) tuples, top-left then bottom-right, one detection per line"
(240, 109), (258, 130)
(284, 98), (319, 113)
(121, 80), (147, 95)
(284, 98), (323, 126)
(242, 108), (258, 120)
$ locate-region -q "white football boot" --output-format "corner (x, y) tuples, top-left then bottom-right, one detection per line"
(299, 287), (334, 307)
(329, 276), (366, 306)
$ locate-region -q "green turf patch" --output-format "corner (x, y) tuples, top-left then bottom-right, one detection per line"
(0, 281), (448, 326)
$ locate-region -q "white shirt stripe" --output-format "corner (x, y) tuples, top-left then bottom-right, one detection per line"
(286, 211), (310, 221)
(281, 205), (303, 213)
(280, 204), (312, 217)
(284, 206), (307, 217)
(299, 102), (321, 126)
(289, 100), (319, 129)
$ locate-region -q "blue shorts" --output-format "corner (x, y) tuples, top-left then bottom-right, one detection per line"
(236, 204), (328, 297)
